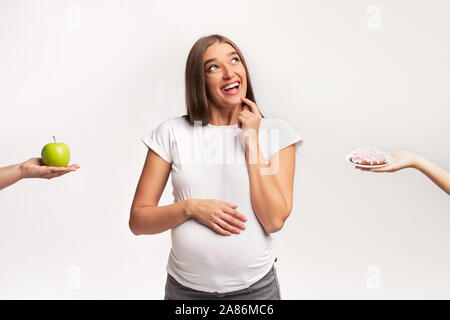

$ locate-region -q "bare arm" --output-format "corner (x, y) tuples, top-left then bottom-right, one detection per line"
(245, 138), (296, 233)
(0, 158), (79, 191)
(359, 150), (450, 195)
(237, 98), (297, 234)
(415, 154), (450, 195)
(0, 163), (23, 190)
(129, 149), (190, 235)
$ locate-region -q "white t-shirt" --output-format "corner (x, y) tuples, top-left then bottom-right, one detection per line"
(141, 116), (303, 293)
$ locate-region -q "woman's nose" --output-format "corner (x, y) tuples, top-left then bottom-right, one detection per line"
(222, 65), (234, 79)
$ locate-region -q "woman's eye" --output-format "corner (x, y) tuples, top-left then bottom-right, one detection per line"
(207, 57), (240, 72)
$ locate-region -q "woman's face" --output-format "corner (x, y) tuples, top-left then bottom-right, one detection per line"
(203, 42), (247, 109)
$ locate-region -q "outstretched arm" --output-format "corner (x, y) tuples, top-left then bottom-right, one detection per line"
(0, 158), (79, 190)
(358, 151), (450, 195)
(415, 154), (450, 195)
(0, 163), (23, 190)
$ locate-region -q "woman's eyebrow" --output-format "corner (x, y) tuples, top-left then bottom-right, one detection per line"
(204, 51), (238, 67)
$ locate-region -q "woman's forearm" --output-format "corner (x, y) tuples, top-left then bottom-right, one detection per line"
(414, 155), (450, 195)
(0, 163), (23, 190)
(245, 142), (289, 233)
(129, 200), (191, 235)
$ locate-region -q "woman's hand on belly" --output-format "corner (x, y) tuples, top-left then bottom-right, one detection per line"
(185, 199), (247, 236)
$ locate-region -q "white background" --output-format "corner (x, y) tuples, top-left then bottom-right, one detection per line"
(0, 0), (449, 299)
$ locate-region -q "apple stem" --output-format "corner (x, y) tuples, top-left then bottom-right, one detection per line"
(53, 135), (56, 143)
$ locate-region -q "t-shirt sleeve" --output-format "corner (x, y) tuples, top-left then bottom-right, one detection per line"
(141, 119), (173, 164)
(268, 118), (303, 159)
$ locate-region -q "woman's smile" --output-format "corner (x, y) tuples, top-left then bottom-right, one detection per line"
(221, 80), (241, 95)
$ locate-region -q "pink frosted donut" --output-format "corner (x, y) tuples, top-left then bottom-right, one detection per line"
(349, 147), (386, 165)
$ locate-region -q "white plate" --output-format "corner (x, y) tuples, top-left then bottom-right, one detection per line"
(345, 153), (392, 168)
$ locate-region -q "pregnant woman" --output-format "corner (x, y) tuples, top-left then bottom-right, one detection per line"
(129, 34), (303, 300)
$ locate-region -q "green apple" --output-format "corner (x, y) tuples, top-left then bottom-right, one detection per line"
(41, 136), (70, 167)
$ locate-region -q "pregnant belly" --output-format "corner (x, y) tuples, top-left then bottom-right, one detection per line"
(170, 217), (272, 272)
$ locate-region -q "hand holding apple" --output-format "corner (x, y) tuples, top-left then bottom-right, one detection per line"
(20, 157), (79, 179)
(22, 135), (80, 179)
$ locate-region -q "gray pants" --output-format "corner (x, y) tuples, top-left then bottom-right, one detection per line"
(164, 264), (281, 300)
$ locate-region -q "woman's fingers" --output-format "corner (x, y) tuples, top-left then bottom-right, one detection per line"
(200, 201), (247, 236)
(221, 202), (247, 222)
(223, 201), (238, 208)
(218, 212), (245, 232)
(212, 214), (241, 235)
(220, 209), (246, 230)
(210, 221), (232, 236)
